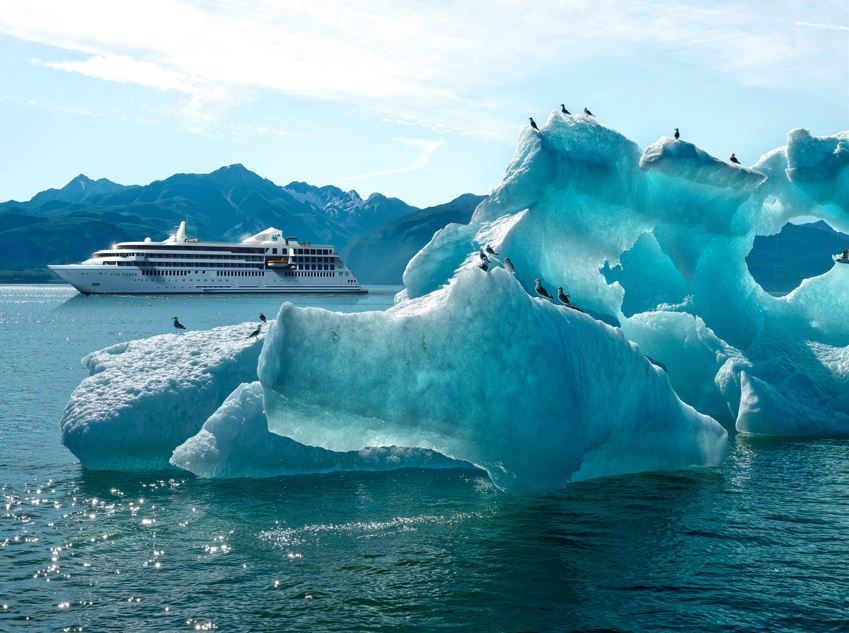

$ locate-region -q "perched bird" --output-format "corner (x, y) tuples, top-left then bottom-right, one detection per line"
(172, 316), (186, 332)
(729, 153), (741, 165)
(583, 107), (594, 117)
(503, 257), (516, 274)
(529, 117), (539, 131)
(535, 278), (553, 300)
(485, 244), (498, 257)
(674, 128), (680, 140)
(478, 249), (490, 262)
(246, 324), (262, 339)
(259, 313), (267, 324)
(557, 287), (571, 306)
(479, 261), (489, 272)
(561, 104), (571, 115)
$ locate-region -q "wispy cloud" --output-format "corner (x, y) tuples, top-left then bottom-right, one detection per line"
(1, 1), (846, 135)
(343, 138), (445, 181)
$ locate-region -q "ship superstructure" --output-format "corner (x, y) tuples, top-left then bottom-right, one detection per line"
(49, 222), (364, 294)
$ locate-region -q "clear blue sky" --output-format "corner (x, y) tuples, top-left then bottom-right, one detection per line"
(1, 0), (847, 207)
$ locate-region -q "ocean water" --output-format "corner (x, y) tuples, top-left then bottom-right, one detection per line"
(2, 285), (849, 632)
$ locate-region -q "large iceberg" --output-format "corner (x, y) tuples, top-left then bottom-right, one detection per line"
(58, 113), (849, 490)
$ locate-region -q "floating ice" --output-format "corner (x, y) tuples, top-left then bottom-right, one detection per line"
(58, 114), (849, 488)
(61, 323), (265, 470)
(171, 382), (475, 478)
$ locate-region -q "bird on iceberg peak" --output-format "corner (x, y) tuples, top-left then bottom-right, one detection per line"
(503, 257), (516, 274)
(534, 278), (553, 300)
(485, 244), (498, 257)
(478, 249), (489, 263)
(561, 104), (571, 115)
(729, 153), (741, 165)
(529, 117), (539, 131)
(172, 316), (186, 333)
(259, 313), (267, 324)
(583, 107), (594, 117)
(246, 324), (262, 339)
(674, 128), (680, 140)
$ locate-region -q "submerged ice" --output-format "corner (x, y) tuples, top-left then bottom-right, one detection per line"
(59, 113), (849, 490)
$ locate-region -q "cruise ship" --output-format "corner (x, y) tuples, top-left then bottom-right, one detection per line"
(49, 221), (365, 294)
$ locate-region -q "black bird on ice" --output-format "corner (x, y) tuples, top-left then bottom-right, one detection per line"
(529, 117), (539, 131)
(503, 257), (516, 274)
(259, 313), (267, 324)
(485, 244), (498, 257)
(561, 104), (571, 115)
(534, 278), (553, 300)
(557, 287), (571, 306)
(674, 128), (680, 140)
(172, 316), (186, 332)
(729, 153), (741, 165)
(247, 324), (262, 339)
(583, 107), (594, 117)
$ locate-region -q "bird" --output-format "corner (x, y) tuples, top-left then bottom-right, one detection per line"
(730, 153), (741, 165)
(503, 257), (516, 274)
(561, 104), (571, 115)
(478, 249), (490, 262)
(479, 261), (489, 272)
(529, 117), (539, 131)
(534, 278), (553, 300)
(259, 313), (267, 324)
(557, 287), (571, 306)
(583, 107), (594, 117)
(172, 316), (186, 332)
(246, 324), (262, 339)
(674, 128), (680, 140)
(485, 244), (498, 257)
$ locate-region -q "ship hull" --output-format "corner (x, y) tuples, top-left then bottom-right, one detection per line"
(48, 265), (368, 295)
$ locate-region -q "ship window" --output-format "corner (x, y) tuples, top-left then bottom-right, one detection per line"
(272, 248), (277, 254)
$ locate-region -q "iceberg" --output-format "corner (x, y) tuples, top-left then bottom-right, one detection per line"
(61, 323), (265, 470)
(57, 113), (849, 489)
(170, 382), (476, 478)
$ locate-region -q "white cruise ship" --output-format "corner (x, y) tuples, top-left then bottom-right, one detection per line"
(49, 221), (365, 294)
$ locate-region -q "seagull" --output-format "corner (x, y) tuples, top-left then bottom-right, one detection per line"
(529, 117), (539, 131)
(246, 324), (262, 339)
(259, 313), (267, 324)
(534, 278), (553, 300)
(674, 128), (680, 140)
(557, 287), (571, 306)
(479, 261), (489, 272)
(729, 153), (741, 165)
(561, 104), (571, 115)
(172, 316), (186, 332)
(478, 249), (490, 262)
(583, 107), (594, 117)
(503, 257), (516, 274)
(485, 244), (498, 257)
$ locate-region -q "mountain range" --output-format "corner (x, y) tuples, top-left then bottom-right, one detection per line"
(0, 165), (482, 282)
(1, 166), (845, 292)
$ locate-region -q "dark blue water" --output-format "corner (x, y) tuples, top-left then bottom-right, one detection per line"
(2, 285), (849, 632)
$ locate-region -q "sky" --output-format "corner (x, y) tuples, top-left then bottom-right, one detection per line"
(0, 0), (847, 208)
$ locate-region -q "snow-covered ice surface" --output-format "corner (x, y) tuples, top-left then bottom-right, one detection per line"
(59, 115), (849, 490)
(171, 382), (476, 478)
(60, 323), (266, 470)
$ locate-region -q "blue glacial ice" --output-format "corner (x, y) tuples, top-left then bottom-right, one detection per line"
(59, 113), (849, 490)
(170, 382), (475, 478)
